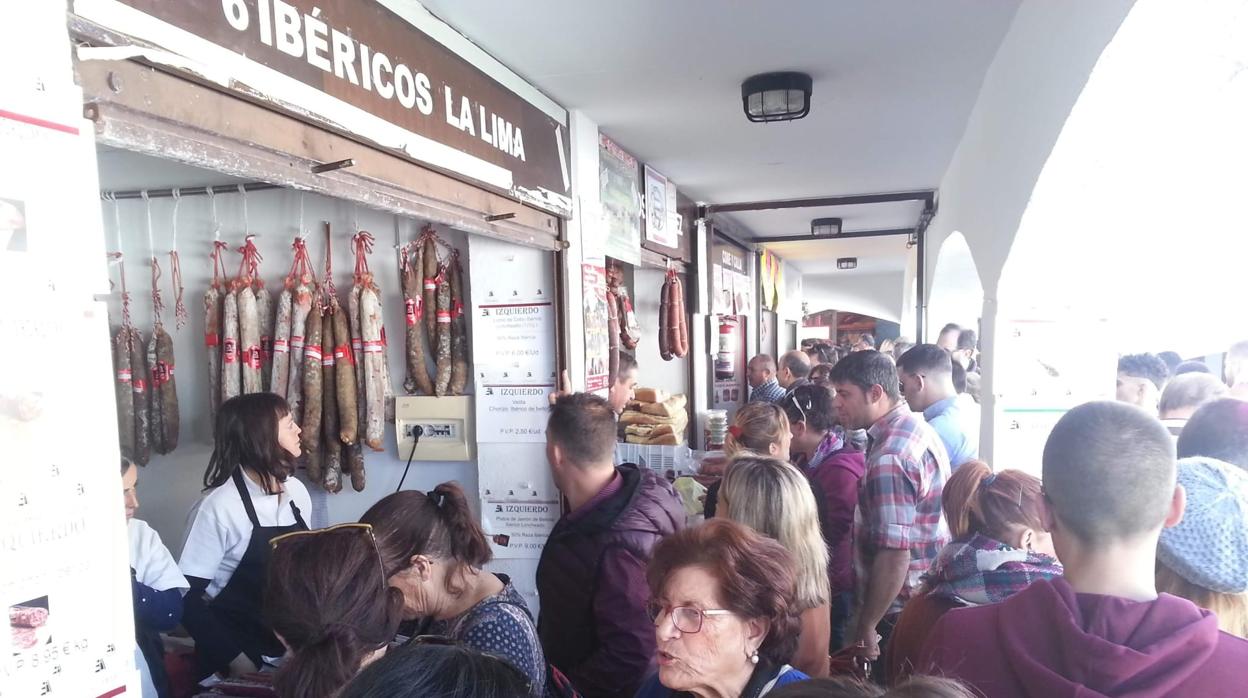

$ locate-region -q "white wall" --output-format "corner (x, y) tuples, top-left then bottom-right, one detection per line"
(803, 271), (906, 323)
(925, 0), (1134, 297)
(98, 171), (481, 555)
(927, 231), (983, 338)
(632, 267), (690, 395)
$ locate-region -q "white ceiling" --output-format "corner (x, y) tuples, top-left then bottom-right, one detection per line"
(762, 234), (913, 276)
(416, 0), (1020, 209)
(725, 200), (927, 238)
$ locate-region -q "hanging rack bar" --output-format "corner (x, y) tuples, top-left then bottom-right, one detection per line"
(102, 181), (282, 201)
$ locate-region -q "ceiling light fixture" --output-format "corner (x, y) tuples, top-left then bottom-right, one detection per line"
(837, 257), (858, 270)
(742, 71), (813, 123)
(811, 217), (842, 236)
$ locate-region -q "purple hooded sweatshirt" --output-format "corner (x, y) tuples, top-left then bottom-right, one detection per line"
(919, 577), (1248, 697)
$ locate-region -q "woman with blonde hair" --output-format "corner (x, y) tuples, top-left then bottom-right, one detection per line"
(704, 402), (792, 519)
(720, 455), (832, 678)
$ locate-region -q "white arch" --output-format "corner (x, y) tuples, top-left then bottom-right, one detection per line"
(927, 231), (983, 342)
(1000, 0), (1248, 358)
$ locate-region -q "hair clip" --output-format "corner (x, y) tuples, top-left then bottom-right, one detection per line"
(727, 425), (744, 440)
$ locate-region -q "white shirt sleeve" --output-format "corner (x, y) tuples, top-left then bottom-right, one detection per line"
(178, 495), (240, 585)
(129, 519), (189, 593)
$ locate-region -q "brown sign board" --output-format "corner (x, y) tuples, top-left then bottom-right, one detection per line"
(73, 0), (572, 217)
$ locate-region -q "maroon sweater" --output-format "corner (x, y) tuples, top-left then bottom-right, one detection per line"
(919, 577), (1248, 697)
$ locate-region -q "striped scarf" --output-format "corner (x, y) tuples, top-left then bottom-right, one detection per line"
(922, 533), (1063, 605)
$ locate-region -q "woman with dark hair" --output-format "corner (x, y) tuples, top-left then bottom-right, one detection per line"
(887, 461), (1061, 682)
(636, 518), (808, 697)
(265, 524), (405, 698)
(360, 483), (546, 696)
(180, 393), (310, 680)
(340, 643), (531, 698)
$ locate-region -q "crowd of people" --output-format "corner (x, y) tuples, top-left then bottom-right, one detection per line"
(118, 330), (1248, 698)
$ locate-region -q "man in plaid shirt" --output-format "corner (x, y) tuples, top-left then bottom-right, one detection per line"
(829, 350), (950, 682)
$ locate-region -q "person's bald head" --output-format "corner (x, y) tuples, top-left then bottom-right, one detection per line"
(1042, 401), (1177, 545)
(747, 354), (777, 389)
(777, 351), (812, 389)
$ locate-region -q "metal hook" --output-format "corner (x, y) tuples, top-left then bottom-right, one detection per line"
(237, 183), (249, 235)
(207, 187), (220, 241)
(171, 188), (182, 250)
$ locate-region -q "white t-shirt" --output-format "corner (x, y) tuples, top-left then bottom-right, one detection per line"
(178, 473), (311, 598)
(129, 518), (189, 593)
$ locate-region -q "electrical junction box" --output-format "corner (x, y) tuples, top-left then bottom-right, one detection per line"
(394, 395), (474, 462)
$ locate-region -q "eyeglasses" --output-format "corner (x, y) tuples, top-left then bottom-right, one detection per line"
(270, 522), (388, 589)
(647, 602), (735, 634)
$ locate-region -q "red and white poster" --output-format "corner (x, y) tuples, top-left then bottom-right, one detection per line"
(582, 264), (611, 392)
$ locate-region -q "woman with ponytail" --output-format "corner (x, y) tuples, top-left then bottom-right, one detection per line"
(265, 524), (404, 698)
(887, 461), (1062, 683)
(360, 482), (547, 696)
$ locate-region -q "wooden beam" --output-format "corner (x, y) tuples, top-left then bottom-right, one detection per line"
(705, 190), (936, 214)
(77, 59), (561, 250)
(749, 228), (915, 244)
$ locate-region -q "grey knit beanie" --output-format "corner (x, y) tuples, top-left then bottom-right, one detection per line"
(1158, 456), (1248, 594)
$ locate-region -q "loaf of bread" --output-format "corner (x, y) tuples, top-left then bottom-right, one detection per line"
(633, 387), (669, 404)
(640, 393), (688, 418)
(619, 409), (689, 429)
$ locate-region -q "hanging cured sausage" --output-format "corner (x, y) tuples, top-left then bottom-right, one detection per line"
(286, 239), (315, 424)
(401, 232), (434, 395)
(301, 295), (324, 480)
(448, 253), (469, 396)
(434, 268), (452, 396)
(205, 242), (228, 419)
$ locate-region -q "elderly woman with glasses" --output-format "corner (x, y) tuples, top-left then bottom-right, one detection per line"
(360, 483), (547, 696)
(636, 519), (808, 698)
(265, 524), (404, 698)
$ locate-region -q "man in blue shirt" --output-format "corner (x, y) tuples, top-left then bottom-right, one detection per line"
(896, 344), (979, 468)
(747, 354), (787, 403)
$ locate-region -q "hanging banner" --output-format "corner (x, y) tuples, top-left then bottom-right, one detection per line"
(599, 134), (641, 265)
(582, 264), (611, 391)
(74, 0), (573, 216)
(644, 165), (677, 248)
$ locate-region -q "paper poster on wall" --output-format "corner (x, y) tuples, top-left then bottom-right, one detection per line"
(481, 498), (559, 559)
(475, 301), (556, 374)
(599, 134), (641, 265)
(711, 264), (731, 315)
(644, 165), (677, 248)
(583, 264), (611, 391)
(476, 366), (555, 443)
(478, 443), (559, 559)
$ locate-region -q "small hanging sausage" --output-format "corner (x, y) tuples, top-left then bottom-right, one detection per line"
(360, 278), (386, 451)
(606, 287), (621, 381)
(114, 328), (135, 460)
(402, 244), (434, 395)
(448, 256), (469, 396)
(152, 326), (179, 453)
(422, 235), (438, 345)
(221, 286), (242, 403)
(331, 296), (358, 445)
(672, 273), (689, 358)
(347, 441), (366, 493)
(129, 328), (152, 466)
(321, 300), (340, 490)
(238, 284), (262, 394)
(658, 274), (673, 361)
(434, 270), (453, 396)
(287, 278), (313, 424)
(301, 296), (324, 481)
(270, 287), (293, 398)
(204, 285), (222, 419)
(255, 282), (274, 391)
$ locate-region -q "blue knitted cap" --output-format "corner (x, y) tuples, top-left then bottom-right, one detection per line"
(1158, 457), (1248, 594)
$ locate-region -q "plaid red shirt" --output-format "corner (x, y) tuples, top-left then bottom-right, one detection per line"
(855, 402), (951, 617)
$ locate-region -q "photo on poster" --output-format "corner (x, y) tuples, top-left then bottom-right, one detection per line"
(9, 596), (50, 653)
(0, 197), (28, 253)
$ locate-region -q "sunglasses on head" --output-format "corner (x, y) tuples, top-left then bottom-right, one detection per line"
(270, 522), (388, 589)
(785, 391), (814, 422)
